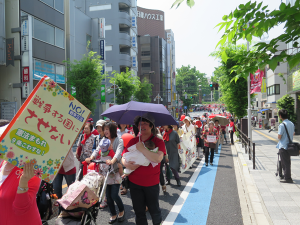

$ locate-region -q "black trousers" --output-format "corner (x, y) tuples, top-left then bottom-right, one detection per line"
(204, 147), (214, 163)
(230, 131), (234, 145)
(279, 148), (292, 180)
(160, 157), (166, 185)
(129, 181), (162, 225)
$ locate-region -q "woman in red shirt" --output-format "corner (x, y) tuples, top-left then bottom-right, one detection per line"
(229, 118), (236, 145)
(122, 113), (166, 225)
(203, 121), (219, 166)
(0, 161), (41, 225)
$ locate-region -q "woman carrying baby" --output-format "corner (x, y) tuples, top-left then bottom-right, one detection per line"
(121, 113), (166, 225)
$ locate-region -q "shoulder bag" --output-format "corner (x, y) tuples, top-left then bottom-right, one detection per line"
(283, 123), (300, 156)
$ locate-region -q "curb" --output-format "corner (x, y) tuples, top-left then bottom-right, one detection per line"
(232, 134), (272, 225)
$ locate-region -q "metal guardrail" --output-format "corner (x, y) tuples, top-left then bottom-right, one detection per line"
(236, 126), (256, 169)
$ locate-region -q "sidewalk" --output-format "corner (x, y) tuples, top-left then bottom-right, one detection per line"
(234, 129), (300, 225)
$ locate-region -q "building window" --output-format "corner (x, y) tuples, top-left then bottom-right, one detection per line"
(33, 18), (64, 48)
(90, 4), (112, 11)
(40, 0), (64, 13)
(55, 28), (64, 48)
(142, 63), (150, 67)
(141, 51), (150, 56)
(33, 18), (55, 45)
(267, 84), (280, 96)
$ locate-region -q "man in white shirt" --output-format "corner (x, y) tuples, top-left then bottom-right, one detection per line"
(276, 109), (295, 183)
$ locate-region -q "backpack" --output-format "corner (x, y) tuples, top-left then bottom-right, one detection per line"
(36, 180), (55, 221)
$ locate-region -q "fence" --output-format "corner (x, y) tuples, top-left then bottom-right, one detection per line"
(236, 126), (256, 169)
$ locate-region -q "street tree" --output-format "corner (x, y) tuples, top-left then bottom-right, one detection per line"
(176, 65), (209, 107)
(109, 68), (139, 104)
(134, 78), (153, 103)
(64, 50), (105, 113)
(215, 1), (300, 81)
(277, 94), (297, 124)
(211, 44), (255, 118)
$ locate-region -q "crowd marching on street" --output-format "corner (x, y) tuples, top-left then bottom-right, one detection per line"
(0, 107), (237, 225)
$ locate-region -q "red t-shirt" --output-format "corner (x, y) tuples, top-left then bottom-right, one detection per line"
(221, 125), (226, 131)
(214, 125), (220, 135)
(122, 134), (166, 187)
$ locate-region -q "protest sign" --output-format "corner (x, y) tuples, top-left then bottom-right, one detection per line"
(207, 135), (216, 143)
(0, 76), (90, 183)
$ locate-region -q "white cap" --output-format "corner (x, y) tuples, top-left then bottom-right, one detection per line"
(95, 119), (106, 127)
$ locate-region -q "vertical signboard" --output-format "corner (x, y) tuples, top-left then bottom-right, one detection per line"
(101, 84), (105, 102)
(0, 0), (5, 65)
(99, 18), (105, 39)
(22, 82), (29, 99)
(132, 56), (137, 67)
(6, 38), (14, 67)
(99, 40), (105, 60)
(131, 36), (136, 48)
(22, 67), (30, 82)
(131, 16), (136, 27)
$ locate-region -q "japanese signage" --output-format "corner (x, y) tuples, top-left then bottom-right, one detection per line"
(101, 84), (105, 102)
(207, 135), (217, 143)
(6, 38), (14, 67)
(0, 76), (90, 183)
(33, 59), (56, 81)
(137, 11), (163, 21)
(132, 56), (137, 67)
(250, 69), (264, 94)
(23, 67), (30, 82)
(131, 36), (136, 48)
(100, 40), (105, 60)
(22, 82), (30, 99)
(261, 77), (267, 93)
(131, 16), (136, 27)
(98, 18), (105, 39)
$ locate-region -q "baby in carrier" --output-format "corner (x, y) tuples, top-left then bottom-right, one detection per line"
(122, 140), (158, 177)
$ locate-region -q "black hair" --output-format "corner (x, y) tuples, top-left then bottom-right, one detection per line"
(117, 124), (127, 130)
(0, 119), (10, 127)
(278, 109), (288, 119)
(103, 122), (118, 139)
(168, 125), (173, 129)
(215, 120), (219, 123)
(230, 118), (234, 122)
(144, 140), (156, 150)
(85, 123), (93, 132)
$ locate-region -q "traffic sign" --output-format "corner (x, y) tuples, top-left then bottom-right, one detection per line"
(203, 94), (206, 96)
(184, 106), (187, 109)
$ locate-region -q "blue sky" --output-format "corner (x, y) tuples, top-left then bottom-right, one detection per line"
(138, 0), (285, 77)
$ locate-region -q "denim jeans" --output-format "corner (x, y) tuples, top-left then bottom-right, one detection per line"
(129, 181), (162, 225)
(53, 173), (76, 199)
(106, 184), (124, 216)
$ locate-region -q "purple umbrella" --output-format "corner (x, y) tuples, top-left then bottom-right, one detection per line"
(101, 101), (177, 126)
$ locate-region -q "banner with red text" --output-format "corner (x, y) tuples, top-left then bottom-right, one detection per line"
(250, 69), (264, 94)
(0, 76), (90, 183)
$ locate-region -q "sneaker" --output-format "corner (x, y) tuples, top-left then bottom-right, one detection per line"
(205, 163), (208, 167)
(210, 163), (213, 166)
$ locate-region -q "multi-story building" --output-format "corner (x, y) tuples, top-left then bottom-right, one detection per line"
(0, 0), (66, 120)
(68, 0), (138, 121)
(137, 6), (176, 110)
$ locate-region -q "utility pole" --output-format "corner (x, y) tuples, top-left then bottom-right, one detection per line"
(247, 37), (252, 141)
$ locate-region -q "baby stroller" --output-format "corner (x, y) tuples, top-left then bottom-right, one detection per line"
(55, 160), (119, 225)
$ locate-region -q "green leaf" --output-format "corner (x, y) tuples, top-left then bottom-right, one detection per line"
(288, 54), (300, 70)
(171, 0), (184, 8)
(218, 22), (227, 32)
(239, 4), (245, 9)
(222, 15), (228, 21)
(246, 33), (252, 42)
(225, 20), (234, 31)
(262, 6), (268, 10)
(221, 51), (228, 63)
(279, 2), (286, 11)
(186, 0), (195, 8)
(257, 2), (263, 9)
(269, 58), (278, 71)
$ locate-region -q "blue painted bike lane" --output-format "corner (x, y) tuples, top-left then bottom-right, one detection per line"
(173, 147), (221, 225)
(163, 143), (243, 225)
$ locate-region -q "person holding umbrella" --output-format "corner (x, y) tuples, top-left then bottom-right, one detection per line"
(121, 113), (166, 225)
